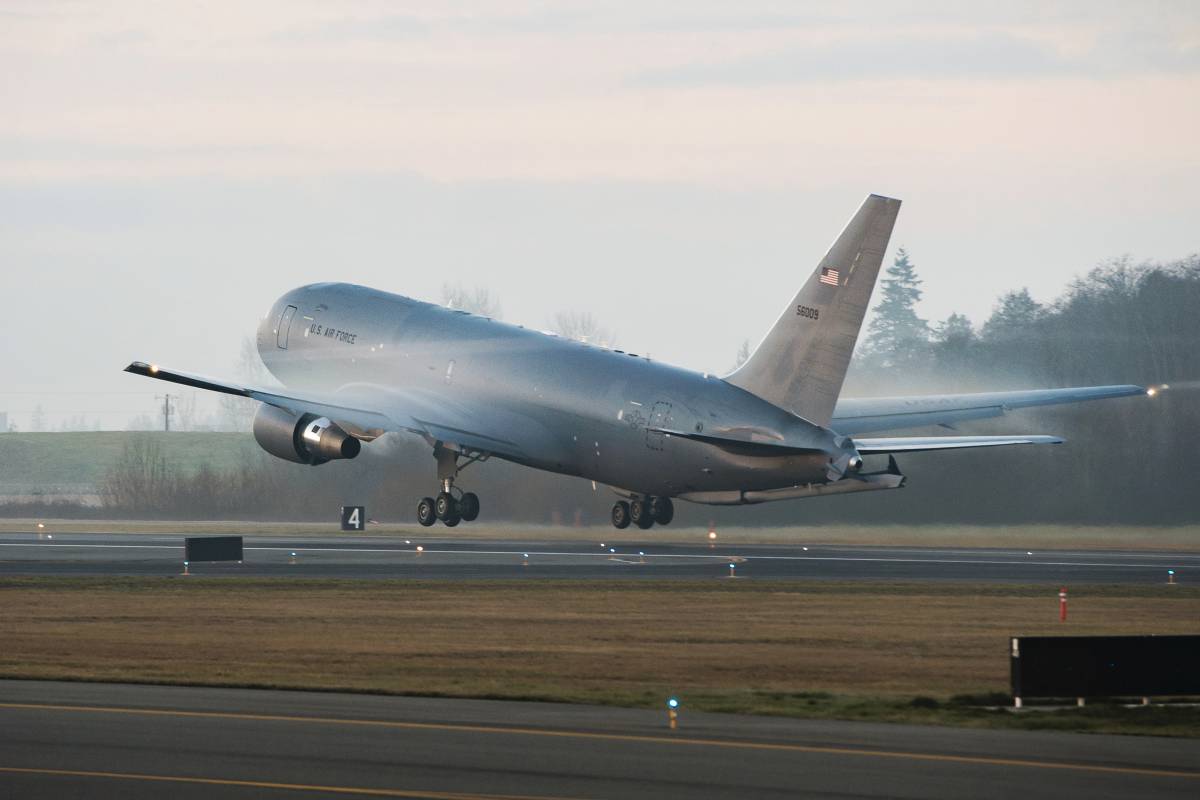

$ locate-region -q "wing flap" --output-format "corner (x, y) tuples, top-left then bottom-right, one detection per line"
(854, 434), (1064, 454)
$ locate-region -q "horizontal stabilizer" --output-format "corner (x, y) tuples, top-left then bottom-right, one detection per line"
(853, 434), (1064, 454)
(678, 470), (905, 505)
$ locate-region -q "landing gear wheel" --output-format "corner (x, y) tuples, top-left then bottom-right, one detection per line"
(650, 496), (674, 526)
(435, 492), (457, 521)
(459, 492), (480, 522)
(443, 514), (461, 528)
(416, 497), (436, 527)
(611, 501), (631, 529)
(630, 498), (654, 529)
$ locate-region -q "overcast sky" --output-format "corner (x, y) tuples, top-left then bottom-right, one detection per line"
(3, 1), (1198, 429)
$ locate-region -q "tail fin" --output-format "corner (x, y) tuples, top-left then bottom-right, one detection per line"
(725, 194), (901, 426)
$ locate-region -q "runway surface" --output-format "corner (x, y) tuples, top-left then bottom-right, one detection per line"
(0, 530), (1195, 583)
(2, 680), (1197, 799)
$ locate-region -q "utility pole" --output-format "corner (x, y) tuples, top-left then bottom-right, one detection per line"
(156, 393), (174, 432)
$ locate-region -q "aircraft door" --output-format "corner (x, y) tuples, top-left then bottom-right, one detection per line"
(276, 305), (297, 349)
(645, 401), (672, 450)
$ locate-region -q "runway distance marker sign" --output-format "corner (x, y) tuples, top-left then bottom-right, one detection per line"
(341, 506), (365, 532)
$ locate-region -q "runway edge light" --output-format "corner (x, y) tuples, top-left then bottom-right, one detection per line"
(667, 697), (679, 730)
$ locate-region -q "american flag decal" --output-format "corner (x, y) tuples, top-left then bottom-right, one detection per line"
(819, 267), (840, 286)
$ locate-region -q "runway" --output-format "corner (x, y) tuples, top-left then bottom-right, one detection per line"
(1, 680), (1196, 799)
(0, 530), (1194, 583)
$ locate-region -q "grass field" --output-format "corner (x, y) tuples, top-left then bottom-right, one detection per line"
(3, 578), (1198, 736)
(3, 518), (1200, 550)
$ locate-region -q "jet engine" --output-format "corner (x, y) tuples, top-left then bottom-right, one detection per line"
(252, 404), (361, 465)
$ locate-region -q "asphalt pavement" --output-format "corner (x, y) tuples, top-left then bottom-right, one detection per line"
(1, 680), (1196, 799)
(0, 530), (1195, 583)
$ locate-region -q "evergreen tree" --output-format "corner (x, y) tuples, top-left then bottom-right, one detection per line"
(862, 248), (930, 369)
(932, 312), (976, 376)
(981, 288), (1043, 343)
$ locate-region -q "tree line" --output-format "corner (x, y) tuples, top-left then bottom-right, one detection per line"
(6, 254), (1197, 525)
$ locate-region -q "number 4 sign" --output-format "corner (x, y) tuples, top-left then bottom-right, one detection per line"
(341, 506), (365, 531)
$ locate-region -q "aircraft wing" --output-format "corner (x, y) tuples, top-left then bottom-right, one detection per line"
(123, 361), (530, 459)
(830, 384), (1147, 435)
(853, 434), (1063, 454)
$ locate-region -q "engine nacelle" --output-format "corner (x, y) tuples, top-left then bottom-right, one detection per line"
(253, 404), (362, 465)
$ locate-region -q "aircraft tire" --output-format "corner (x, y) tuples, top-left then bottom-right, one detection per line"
(443, 514), (461, 527)
(611, 501), (631, 529)
(630, 498), (654, 529)
(434, 492), (456, 521)
(417, 497), (437, 527)
(459, 492), (480, 522)
(650, 496), (674, 525)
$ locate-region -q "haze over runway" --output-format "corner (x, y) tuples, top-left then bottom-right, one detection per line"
(0, 530), (1194, 584)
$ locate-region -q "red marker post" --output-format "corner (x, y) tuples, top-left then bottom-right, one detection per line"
(1058, 587), (1068, 622)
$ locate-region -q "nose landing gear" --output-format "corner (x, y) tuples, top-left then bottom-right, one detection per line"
(611, 495), (674, 529)
(416, 444), (486, 527)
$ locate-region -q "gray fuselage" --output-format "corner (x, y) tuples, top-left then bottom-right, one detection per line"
(258, 283), (843, 498)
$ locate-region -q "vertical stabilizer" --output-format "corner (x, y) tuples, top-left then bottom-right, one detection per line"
(726, 194), (901, 426)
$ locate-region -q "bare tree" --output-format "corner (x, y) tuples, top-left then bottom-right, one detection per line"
(173, 392), (199, 432)
(99, 435), (175, 515)
(218, 337), (276, 431)
(551, 311), (615, 347)
(730, 339), (751, 372)
(441, 284), (502, 319)
(125, 413), (157, 431)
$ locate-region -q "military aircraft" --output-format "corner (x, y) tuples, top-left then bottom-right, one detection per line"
(126, 194), (1147, 528)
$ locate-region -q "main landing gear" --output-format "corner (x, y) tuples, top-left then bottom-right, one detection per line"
(416, 444), (485, 527)
(611, 495), (674, 529)
(417, 489), (480, 528)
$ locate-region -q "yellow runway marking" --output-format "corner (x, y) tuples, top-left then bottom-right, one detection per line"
(1, 702), (1197, 781)
(0, 766), (581, 799)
